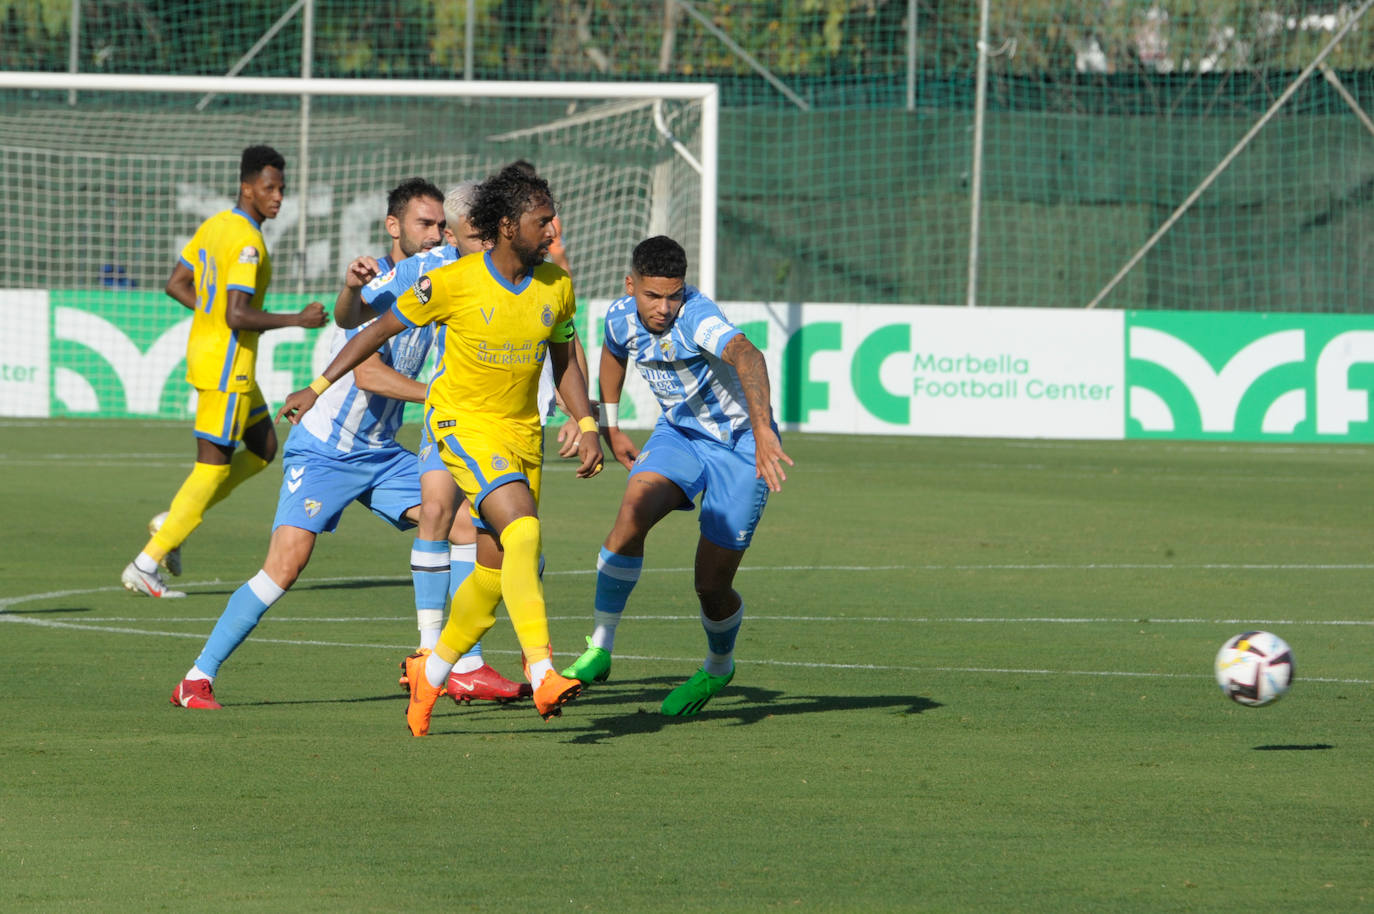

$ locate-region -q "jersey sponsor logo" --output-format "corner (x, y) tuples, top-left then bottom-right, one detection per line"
(491, 454), (509, 471)
(413, 275), (432, 304)
(237, 245), (260, 265)
(366, 268), (397, 290)
(698, 316), (729, 348)
(540, 304), (554, 327)
(480, 306), (496, 324)
(304, 498), (322, 518)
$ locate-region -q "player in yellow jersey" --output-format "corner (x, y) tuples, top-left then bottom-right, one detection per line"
(122, 145), (329, 598)
(278, 163), (603, 735)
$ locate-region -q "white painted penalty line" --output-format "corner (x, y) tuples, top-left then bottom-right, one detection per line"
(4, 614), (1369, 685)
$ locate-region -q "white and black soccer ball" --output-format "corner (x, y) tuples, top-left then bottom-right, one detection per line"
(1214, 631), (1294, 707)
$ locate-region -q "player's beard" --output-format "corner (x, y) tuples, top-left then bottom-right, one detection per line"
(511, 235), (549, 272)
(400, 233), (435, 258)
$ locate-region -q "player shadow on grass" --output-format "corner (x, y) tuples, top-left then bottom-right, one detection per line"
(180, 577), (415, 599)
(558, 676), (942, 745)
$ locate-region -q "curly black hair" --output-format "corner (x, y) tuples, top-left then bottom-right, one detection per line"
(631, 235), (687, 279)
(239, 145), (285, 181)
(469, 163), (554, 244)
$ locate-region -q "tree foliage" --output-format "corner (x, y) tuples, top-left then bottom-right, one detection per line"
(3, 1), (1374, 79)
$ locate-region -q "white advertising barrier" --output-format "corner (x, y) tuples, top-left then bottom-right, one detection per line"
(0, 290), (50, 418)
(3, 293), (1124, 439)
(581, 302), (1126, 439)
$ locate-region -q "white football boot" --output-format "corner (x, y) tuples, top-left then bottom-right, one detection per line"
(121, 562), (186, 599)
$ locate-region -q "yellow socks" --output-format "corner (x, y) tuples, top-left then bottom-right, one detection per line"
(144, 461), (231, 562)
(500, 515), (551, 665)
(435, 563), (503, 666)
(206, 449), (270, 510)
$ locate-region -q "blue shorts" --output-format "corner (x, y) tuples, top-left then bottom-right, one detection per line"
(273, 430), (422, 535)
(417, 421), (446, 475)
(631, 417), (772, 550)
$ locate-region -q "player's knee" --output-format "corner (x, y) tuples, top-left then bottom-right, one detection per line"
(605, 527), (648, 556)
(245, 423), (278, 464)
(255, 439), (278, 464)
(447, 506), (476, 543)
(694, 575), (736, 603)
(416, 499), (454, 540)
(501, 514), (541, 556)
(261, 558), (303, 591)
(613, 502), (656, 543)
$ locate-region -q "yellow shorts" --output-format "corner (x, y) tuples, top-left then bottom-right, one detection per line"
(430, 417), (542, 531)
(193, 385), (269, 446)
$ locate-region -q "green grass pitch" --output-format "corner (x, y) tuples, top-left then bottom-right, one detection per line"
(2, 420), (1371, 911)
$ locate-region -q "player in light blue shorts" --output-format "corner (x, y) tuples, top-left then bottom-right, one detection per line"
(562, 235), (793, 716)
(169, 178), (524, 710)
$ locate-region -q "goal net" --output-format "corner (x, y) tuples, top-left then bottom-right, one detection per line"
(0, 75), (716, 301)
(0, 74), (715, 419)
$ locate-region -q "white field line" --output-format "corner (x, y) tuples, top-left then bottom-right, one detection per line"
(3, 568), (1371, 685)
(2, 613), (1369, 685)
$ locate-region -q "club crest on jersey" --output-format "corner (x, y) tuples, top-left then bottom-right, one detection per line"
(304, 498), (322, 518)
(540, 304), (554, 327)
(412, 275), (432, 304)
(635, 449), (650, 465)
(237, 245), (260, 265)
(418, 443), (433, 462)
(658, 338), (675, 360)
(491, 454), (509, 471)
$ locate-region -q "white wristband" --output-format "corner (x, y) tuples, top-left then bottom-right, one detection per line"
(600, 401), (618, 427)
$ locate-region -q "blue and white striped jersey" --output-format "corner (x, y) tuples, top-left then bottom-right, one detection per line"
(361, 245), (456, 313)
(296, 306), (436, 456)
(603, 285), (755, 444)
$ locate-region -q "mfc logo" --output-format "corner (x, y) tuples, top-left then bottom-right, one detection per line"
(1126, 314), (1374, 441)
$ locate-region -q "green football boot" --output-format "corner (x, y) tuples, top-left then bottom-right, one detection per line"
(560, 636), (612, 683)
(660, 666), (734, 717)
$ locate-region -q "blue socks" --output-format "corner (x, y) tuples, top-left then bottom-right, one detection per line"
(701, 604), (743, 677)
(411, 538), (449, 649)
(193, 570), (285, 677)
(591, 547), (642, 652)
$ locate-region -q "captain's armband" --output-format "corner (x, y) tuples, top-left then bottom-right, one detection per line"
(550, 318), (576, 344)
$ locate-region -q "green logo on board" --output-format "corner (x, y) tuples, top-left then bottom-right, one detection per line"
(1125, 312), (1374, 441)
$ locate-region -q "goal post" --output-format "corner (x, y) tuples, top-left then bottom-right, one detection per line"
(0, 72), (718, 301)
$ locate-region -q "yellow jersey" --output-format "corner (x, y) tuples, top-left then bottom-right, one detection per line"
(392, 251), (576, 463)
(178, 207), (273, 392)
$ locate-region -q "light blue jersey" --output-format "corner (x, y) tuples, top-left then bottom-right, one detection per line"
(362, 244), (458, 312)
(603, 286), (752, 444)
(296, 318), (435, 455)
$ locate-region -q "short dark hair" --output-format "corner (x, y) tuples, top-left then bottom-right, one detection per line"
(469, 163), (554, 244)
(386, 177), (444, 219)
(240, 145), (285, 182)
(632, 236), (687, 279)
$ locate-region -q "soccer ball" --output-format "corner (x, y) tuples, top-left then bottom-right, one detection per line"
(1214, 631), (1294, 707)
